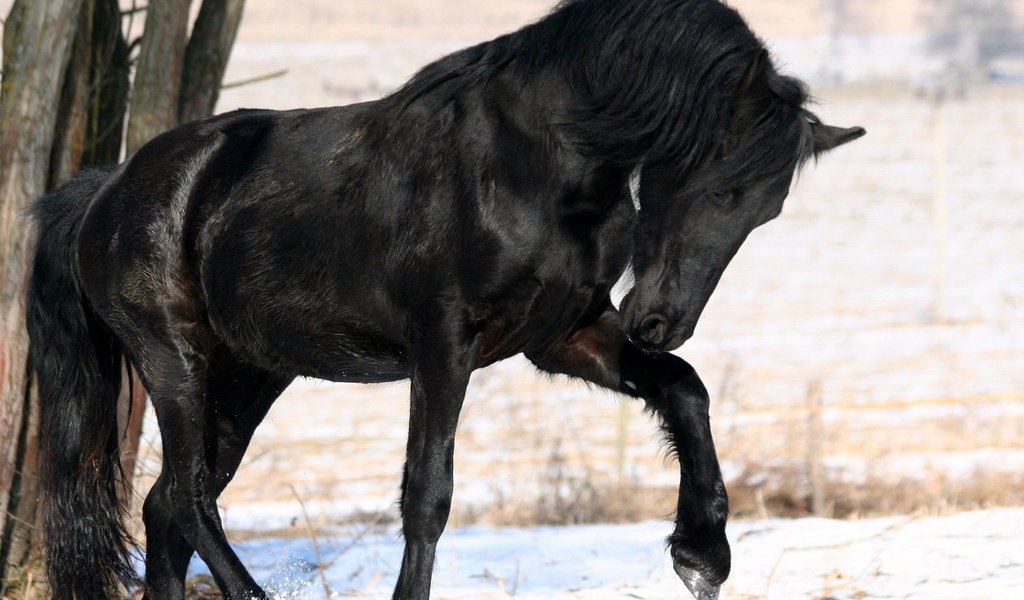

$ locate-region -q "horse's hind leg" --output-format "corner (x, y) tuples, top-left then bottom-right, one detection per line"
(142, 348), (291, 599)
(203, 351), (293, 500)
(527, 306), (729, 600)
(136, 339), (273, 600)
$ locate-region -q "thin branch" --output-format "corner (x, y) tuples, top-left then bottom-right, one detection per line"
(126, 36), (142, 56)
(321, 510), (389, 572)
(764, 517), (917, 598)
(2, 510), (37, 531)
(289, 485), (333, 599)
(221, 69), (288, 90)
(120, 5), (147, 17)
(123, 0), (141, 59)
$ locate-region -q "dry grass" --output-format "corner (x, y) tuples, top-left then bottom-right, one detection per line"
(182, 575), (222, 599)
(465, 461), (1024, 527)
(1, 554), (45, 600)
(472, 479), (679, 527)
(727, 464), (1024, 520)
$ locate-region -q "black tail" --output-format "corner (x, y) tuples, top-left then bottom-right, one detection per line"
(26, 167), (139, 599)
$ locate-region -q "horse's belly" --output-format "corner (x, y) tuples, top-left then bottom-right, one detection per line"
(203, 245), (410, 381)
(285, 340), (410, 383)
(217, 311), (411, 383)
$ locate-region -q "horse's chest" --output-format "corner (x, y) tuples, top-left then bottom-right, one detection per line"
(472, 237), (628, 365)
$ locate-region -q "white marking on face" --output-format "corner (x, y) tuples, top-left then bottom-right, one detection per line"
(629, 164), (642, 211)
(611, 260), (635, 309)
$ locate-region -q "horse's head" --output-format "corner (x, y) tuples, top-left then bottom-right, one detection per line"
(620, 52), (865, 352)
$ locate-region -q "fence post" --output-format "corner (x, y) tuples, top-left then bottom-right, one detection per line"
(807, 380), (826, 516)
(931, 97), (949, 323)
(616, 398), (629, 483)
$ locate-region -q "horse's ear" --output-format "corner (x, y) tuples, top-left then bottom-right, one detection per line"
(737, 49), (770, 96)
(811, 123), (866, 154)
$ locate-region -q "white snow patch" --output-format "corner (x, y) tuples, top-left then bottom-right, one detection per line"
(177, 508), (1024, 598)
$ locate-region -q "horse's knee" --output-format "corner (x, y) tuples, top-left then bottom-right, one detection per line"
(144, 478), (193, 538)
(401, 471), (454, 541)
(666, 374), (709, 414)
(403, 498), (452, 542)
(637, 355), (709, 415)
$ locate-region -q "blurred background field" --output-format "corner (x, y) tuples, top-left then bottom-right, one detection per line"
(114, 0), (1024, 536)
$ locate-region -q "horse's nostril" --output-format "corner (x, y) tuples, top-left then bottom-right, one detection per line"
(637, 314), (668, 346)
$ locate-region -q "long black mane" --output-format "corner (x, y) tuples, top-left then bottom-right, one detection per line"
(390, 0), (813, 184)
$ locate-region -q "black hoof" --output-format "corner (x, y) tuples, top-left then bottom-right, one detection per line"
(668, 524), (730, 599)
(674, 564), (721, 600)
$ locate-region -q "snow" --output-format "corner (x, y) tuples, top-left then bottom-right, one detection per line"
(181, 508), (1024, 599)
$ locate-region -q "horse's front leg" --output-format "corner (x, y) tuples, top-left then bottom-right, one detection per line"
(393, 313), (475, 599)
(527, 307), (729, 600)
(627, 344), (730, 600)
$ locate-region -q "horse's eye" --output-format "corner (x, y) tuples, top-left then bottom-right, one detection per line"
(711, 189), (735, 206)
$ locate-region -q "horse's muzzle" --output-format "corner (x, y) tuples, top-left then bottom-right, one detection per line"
(628, 314), (694, 353)
(621, 292), (695, 352)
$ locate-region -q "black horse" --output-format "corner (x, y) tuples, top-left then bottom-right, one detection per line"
(27, 0), (863, 598)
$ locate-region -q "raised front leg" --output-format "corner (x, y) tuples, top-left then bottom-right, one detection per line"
(527, 307), (730, 600)
(627, 344), (730, 600)
(393, 312), (475, 599)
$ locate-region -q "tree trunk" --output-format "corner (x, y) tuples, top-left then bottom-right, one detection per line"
(125, 0), (190, 155)
(50, 0), (130, 187)
(0, 0), (85, 581)
(0, 377), (40, 585)
(48, 0), (95, 187)
(84, 0), (131, 168)
(179, 0), (246, 124)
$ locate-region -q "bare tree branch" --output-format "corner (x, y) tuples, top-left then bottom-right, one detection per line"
(221, 68), (288, 90)
(121, 5), (148, 17)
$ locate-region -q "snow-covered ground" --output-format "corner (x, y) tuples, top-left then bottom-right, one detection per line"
(185, 508), (1024, 599)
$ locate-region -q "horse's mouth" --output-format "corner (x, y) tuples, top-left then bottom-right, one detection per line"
(628, 326), (693, 354)
(627, 335), (661, 355)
